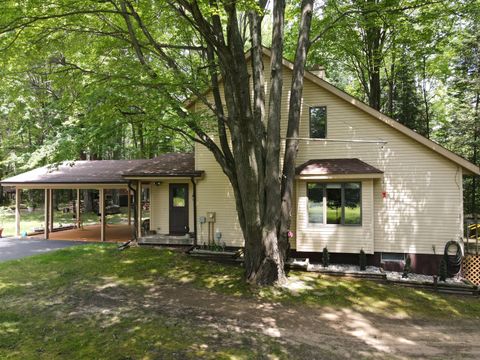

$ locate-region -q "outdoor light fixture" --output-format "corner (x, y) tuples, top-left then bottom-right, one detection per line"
(154, 181), (162, 186)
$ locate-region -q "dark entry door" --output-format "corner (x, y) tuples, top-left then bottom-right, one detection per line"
(169, 183), (189, 235)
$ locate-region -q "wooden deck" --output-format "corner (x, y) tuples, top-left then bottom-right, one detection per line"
(30, 224), (133, 243)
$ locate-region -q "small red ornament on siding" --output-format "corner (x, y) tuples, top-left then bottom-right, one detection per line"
(382, 191), (387, 199)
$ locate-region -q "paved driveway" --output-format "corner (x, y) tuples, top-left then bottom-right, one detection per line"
(0, 237), (90, 262)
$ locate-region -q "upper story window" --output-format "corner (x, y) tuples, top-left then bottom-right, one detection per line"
(310, 106), (327, 138)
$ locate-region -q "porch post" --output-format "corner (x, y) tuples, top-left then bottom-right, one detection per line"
(76, 189), (81, 228)
(15, 187), (21, 237)
(99, 188), (106, 242)
(191, 177), (198, 246)
(44, 189), (50, 239)
(49, 189), (54, 232)
(137, 181), (142, 238)
(127, 187), (131, 226)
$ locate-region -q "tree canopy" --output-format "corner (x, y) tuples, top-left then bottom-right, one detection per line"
(0, 0), (479, 283)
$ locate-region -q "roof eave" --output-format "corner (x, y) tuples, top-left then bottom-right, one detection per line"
(122, 172), (205, 179)
(296, 173), (383, 180)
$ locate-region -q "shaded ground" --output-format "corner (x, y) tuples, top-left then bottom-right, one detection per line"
(0, 238), (89, 262)
(0, 245), (479, 359)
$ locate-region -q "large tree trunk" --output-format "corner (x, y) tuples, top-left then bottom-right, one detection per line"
(280, 0), (314, 262)
(166, 0), (314, 285)
(363, 0), (384, 111)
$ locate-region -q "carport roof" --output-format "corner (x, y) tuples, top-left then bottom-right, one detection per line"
(0, 153), (201, 186)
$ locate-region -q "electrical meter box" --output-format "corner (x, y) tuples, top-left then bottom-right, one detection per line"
(206, 212), (216, 223)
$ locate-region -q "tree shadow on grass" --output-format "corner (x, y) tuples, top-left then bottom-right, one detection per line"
(0, 245), (479, 359)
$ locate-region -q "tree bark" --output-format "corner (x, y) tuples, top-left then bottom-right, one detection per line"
(148, 0), (314, 285)
(248, 0), (286, 285)
(280, 0), (314, 263)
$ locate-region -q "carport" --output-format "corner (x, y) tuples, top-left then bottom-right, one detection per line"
(0, 160), (149, 242)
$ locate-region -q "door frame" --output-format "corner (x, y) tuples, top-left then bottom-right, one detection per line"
(169, 183), (189, 235)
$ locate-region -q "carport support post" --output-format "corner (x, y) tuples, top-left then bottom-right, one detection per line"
(127, 188), (131, 226)
(15, 187), (21, 236)
(44, 189), (50, 239)
(137, 181), (142, 238)
(76, 189), (81, 228)
(99, 188), (106, 242)
(49, 189), (54, 232)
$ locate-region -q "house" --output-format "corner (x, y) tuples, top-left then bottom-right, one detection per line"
(190, 48), (479, 274)
(1, 49), (478, 274)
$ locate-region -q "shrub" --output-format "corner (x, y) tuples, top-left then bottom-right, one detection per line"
(438, 255), (448, 282)
(359, 249), (367, 271)
(322, 247), (329, 267)
(402, 255), (412, 278)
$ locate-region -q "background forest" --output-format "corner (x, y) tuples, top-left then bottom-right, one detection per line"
(0, 0), (478, 212)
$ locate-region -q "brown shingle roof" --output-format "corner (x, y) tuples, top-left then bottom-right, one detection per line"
(123, 153), (203, 177)
(0, 160), (150, 185)
(296, 158), (383, 176)
(0, 153), (201, 185)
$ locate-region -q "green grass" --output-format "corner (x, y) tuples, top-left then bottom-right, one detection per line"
(0, 208), (150, 237)
(0, 245), (479, 358)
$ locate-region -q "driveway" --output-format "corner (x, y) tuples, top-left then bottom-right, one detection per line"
(0, 237), (91, 262)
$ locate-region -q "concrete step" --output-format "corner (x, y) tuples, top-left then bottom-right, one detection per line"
(139, 234), (194, 245)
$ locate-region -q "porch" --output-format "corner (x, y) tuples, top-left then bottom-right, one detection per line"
(0, 153), (203, 243)
(29, 223), (133, 243)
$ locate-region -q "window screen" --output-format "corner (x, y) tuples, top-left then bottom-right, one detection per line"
(344, 183), (361, 225)
(326, 183), (342, 224)
(307, 183), (324, 224)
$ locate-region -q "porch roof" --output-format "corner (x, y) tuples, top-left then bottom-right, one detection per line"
(122, 153), (204, 178)
(296, 158), (383, 176)
(0, 153), (202, 186)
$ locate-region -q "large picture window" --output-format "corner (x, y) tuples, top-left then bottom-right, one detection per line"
(307, 182), (361, 226)
(310, 106), (327, 138)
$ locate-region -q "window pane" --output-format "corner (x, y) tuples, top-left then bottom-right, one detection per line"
(344, 183), (361, 225)
(381, 253), (405, 262)
(307, 183), (323, 224)
(310, 106), (327, 138)
(326, 183), (342, 224)
(173, 187), (186, 207)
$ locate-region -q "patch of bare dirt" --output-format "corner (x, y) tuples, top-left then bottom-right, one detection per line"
(68, 278), (480, 359)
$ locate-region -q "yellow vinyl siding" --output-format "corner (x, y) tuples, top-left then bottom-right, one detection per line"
(295, 76), (463, 254)
(149, 180), (194, 234)
(195, 148), (244, 246)
(193, 58), (464, 254)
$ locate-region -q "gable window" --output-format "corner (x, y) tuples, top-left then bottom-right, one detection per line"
(307, 182), (361, 226)
(310, 106), (327, 138)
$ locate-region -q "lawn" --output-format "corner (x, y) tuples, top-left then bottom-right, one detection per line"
(0, 245), (479, 359)
(0, 208), (150, 237)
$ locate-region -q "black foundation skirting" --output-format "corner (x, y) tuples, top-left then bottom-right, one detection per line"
(290, 250), (444, 275)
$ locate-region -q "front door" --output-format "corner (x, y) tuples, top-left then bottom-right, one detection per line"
(169, 183), (189, 235)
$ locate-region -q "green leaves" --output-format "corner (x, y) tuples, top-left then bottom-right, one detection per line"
(0, 0), (202, 178)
